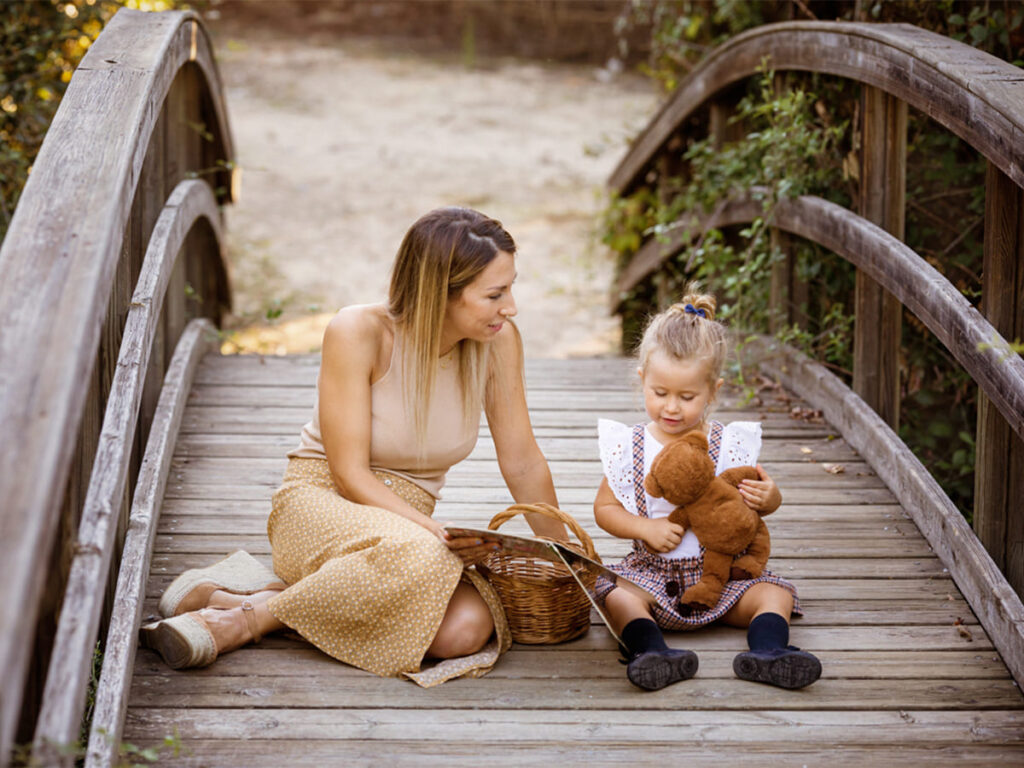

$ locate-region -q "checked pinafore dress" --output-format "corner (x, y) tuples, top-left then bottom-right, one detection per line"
(594, 419), (801, 630)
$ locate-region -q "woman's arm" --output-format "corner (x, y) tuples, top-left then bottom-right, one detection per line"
(484, 324), (567, 540)
(318, 308), (447, 534)
(594, 478), (683, 553)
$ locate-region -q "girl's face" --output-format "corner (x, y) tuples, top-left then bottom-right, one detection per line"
(441, 250), (517, 350)
(640, 350), (722, 441)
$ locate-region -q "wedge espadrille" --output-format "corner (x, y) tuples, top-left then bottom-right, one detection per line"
(140, 600), (263, 669)
(158, 550), (285, 618)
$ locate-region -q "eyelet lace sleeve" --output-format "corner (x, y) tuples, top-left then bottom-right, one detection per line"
(597, 418), (637, 515)
(716, 420), (762, 473)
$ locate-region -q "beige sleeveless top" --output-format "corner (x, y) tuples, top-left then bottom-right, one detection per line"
(288, 331), (480, 499)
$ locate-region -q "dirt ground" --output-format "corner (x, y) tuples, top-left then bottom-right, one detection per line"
(208, 23), (658, 357)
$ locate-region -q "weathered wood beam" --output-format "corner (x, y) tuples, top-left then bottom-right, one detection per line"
(975, 162), (1024, 596)
(32, 181), (222, 765)
(610, 21), (1024, 196)
(748, 336), (1024, 689)
(84, 319), (217, 768)
(853, 85), (905, 430)
(0, 10), (233, 762)
(615, 191), (1024, 443)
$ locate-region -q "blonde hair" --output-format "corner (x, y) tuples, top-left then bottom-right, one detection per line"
(388, 207), (515, 446)
(636, 282), (728, 384)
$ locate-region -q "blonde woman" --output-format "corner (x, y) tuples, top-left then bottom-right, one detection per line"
(142, 207), (565, 685)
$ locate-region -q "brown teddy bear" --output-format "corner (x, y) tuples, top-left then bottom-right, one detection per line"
(645, 430), (771, 613)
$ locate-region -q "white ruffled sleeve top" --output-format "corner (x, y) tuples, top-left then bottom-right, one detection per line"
(597, 418), (763, 560)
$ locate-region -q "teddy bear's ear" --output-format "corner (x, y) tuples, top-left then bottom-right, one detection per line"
(685, 431), (709, 451)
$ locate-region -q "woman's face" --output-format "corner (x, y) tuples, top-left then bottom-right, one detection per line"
(441, 250), (517, 349)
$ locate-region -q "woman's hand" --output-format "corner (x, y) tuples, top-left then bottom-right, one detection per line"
(738, 464), (782, 514)
(426, 519), (499, 566)
(642, 516), (685, 554)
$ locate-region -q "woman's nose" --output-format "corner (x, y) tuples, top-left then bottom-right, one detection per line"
(501, 295), (517, 317)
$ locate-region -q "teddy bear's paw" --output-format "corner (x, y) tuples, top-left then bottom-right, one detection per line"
(730, 556), (764, 581)
(678, 585), (717, 613)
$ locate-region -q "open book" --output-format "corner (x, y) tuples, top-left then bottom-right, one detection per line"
(443, 525), (657, 645)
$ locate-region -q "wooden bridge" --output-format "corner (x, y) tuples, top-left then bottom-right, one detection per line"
(1, 10), (1022, 767)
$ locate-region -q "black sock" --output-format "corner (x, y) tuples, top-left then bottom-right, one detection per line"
(622, 618), (668, 655)
(747, 612), (789, 651)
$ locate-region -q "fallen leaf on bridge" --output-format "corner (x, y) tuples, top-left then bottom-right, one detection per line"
(822, 463), (846, 474)
(789, 406), (824, 423)
(954, 617), (974, 641)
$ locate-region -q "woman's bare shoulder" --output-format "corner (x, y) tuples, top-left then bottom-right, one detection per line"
(324, 304), (389, 347)
(322, 304), (391, 374)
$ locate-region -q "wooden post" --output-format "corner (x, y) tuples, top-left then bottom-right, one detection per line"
(854, 85), (905, 429)
(765, 73), (806, 333)
(975, 162), (1024, 596)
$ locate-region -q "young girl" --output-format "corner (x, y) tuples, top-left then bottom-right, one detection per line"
(594, 286), (821, 691)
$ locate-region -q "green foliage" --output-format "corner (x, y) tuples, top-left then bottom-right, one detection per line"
(1, 0), (193, 244)
(2, 1), (115, 239)
(604, 0), (1024, 517)
(603, 65), (852, 357)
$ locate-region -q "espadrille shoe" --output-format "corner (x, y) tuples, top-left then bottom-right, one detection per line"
(140, 601), (263, 669)
(159, 550), (285, 617)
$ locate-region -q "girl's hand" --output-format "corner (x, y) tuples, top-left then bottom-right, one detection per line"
(738, 465), (782, 514)
(429, 520), (499, 565)
(642, 517), (685, 553)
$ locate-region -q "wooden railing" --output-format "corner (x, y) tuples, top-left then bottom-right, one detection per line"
(0, 10), (234, 765)
(609, 22), (1024, 682)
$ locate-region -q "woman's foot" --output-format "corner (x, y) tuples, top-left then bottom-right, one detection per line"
(732, 646), (821, 689)
(207, 588), (282, 611)
(141, 599), (273, 669)
(159, 550), (286, 617)
(624, 648), (699, 691)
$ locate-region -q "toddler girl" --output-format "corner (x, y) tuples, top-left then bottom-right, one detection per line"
(594, 286), (821, 691)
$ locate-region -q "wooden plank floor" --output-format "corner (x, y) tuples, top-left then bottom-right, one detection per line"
(125, 354), (1024, 766)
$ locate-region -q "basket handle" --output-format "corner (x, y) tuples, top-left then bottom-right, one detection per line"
(488, 503), (599, 562)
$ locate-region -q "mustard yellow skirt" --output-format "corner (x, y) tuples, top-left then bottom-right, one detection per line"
(266, 457), (511, 687)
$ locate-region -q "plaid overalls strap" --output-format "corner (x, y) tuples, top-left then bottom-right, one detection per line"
(632, 421), (724, 516)
(630, 423), (649, 519)
(708, 420), (724, 465)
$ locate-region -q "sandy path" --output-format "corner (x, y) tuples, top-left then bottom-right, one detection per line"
(214, 32), (657, 357)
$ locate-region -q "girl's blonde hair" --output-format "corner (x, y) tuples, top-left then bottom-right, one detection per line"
(636, 282), (728, 383)
(387, 207), (515, 447)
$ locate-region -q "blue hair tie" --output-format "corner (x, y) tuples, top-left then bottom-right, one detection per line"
(684, 303), (706, 318)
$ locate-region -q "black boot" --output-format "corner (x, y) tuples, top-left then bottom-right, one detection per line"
(733, 612), (821, 689)
(619, 618), (698, 691)
(733, 645), (821, 689)
(624, 647), (699, 690)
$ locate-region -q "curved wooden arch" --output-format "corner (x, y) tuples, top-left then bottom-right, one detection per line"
(80, 315), (216, 768)
(33, 181), (223, 757)
(619, 191), (1024, 444)
(0, 10), (233, 757)
(610, 21), (1024, 195)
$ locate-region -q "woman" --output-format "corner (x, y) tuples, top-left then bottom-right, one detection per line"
(142, 207), (566, 686)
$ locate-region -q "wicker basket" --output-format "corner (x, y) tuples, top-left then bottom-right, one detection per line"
(476, 503), (600, 645)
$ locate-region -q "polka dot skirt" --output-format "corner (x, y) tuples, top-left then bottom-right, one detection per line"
(266, 458), (511, 687)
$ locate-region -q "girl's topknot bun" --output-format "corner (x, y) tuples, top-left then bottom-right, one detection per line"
(677, 288), (717, 321)
(636, 281), (728, 383)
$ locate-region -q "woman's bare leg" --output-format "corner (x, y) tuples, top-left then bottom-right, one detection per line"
(427, 581), (494, 659)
